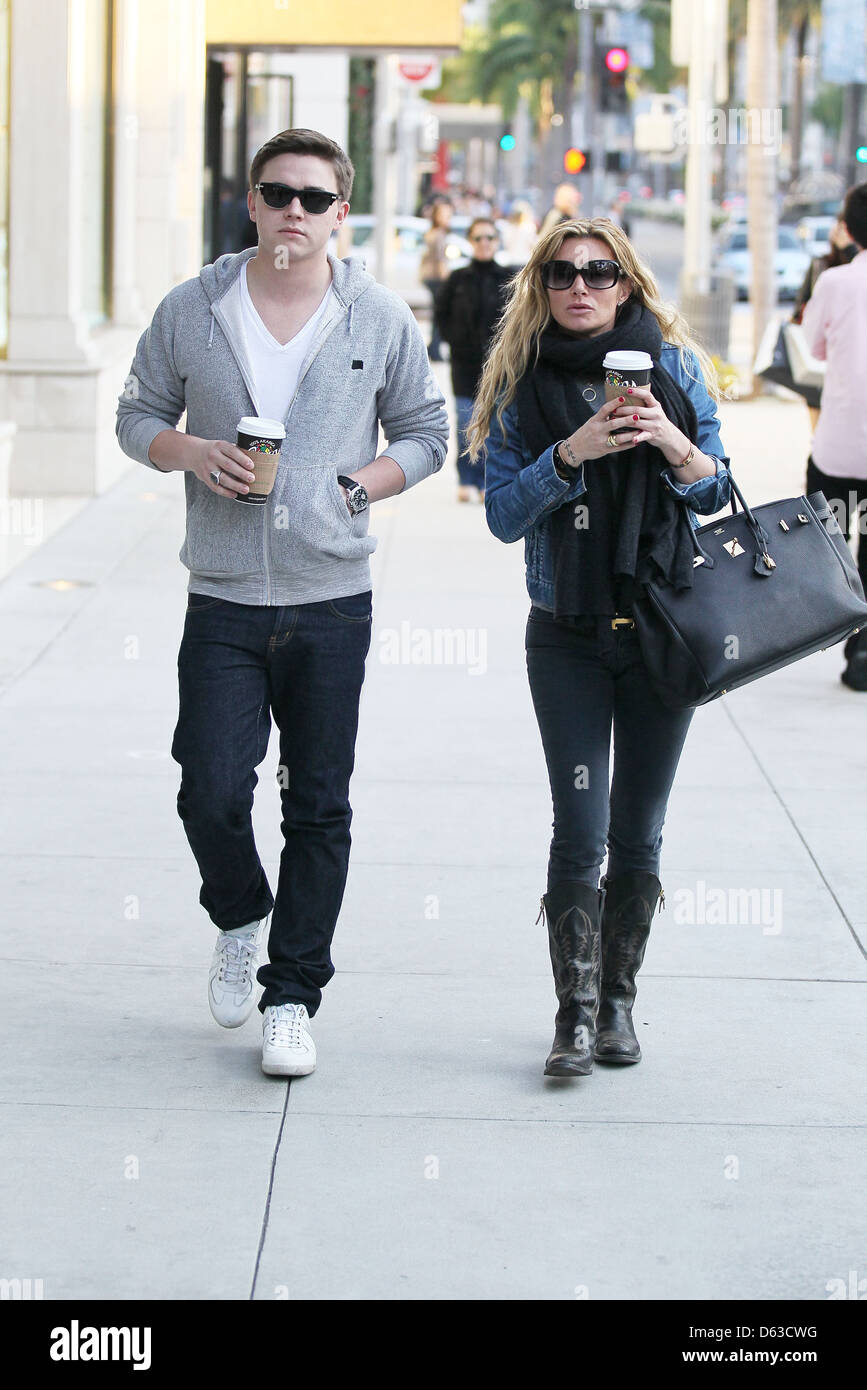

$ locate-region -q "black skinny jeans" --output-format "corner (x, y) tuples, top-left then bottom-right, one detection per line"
(525, 606), (695, 892)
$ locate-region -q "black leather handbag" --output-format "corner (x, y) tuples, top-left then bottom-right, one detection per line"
(632, 476), (867, 710)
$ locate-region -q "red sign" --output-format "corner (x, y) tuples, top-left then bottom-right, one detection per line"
(399, 61), (435, 83)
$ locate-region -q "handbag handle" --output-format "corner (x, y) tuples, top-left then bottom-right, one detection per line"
(689, 465), (776, 577)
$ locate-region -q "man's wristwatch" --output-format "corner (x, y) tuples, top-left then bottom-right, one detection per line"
(337, 474), (369, 515)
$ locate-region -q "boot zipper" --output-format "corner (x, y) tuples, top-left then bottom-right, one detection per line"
(657, 887), (665, 914)
(535, 897), (545, 926)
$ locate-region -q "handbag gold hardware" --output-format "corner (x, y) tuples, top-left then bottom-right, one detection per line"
(693, 554), (706, 567)
(797, 514), (809, 524)
(762, 552), (776, 570)
(723, 538), (745, 557)
(779, 519), (790, 531)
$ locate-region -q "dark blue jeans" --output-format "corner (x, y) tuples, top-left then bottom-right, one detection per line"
(171, 591), (372, 1015)
(455, 395), (484, 488)
(525, 606), (694, 891)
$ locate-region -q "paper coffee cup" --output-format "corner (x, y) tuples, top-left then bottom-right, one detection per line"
(603, 351), (653, 436)
(235, 416), (286, 505)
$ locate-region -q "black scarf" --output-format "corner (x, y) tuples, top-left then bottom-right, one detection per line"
(515, 300), (699, 618)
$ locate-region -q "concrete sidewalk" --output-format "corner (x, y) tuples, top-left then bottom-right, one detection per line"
(0, 380), (864, 1301)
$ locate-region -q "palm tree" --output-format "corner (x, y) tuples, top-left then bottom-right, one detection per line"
(471, 0), (582, 184)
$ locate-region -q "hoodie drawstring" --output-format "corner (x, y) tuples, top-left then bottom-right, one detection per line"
(207, 313), (215, 348)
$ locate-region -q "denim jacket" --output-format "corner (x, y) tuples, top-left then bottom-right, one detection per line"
(483, 344), (731, 608)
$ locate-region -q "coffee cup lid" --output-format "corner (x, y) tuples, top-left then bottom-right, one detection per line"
(602, 351), (653, 371)
(237, 416), (286, 439)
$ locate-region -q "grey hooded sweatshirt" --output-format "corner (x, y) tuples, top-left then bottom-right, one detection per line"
(116, 248), (448, 606)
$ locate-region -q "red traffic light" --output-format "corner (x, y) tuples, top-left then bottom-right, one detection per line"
(564, 148), (587, 174)
(605, 47), (629, 74)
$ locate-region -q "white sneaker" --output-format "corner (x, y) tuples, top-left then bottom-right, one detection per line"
(207, 918), (266, 1028)
(261, 1003), (317, 1077)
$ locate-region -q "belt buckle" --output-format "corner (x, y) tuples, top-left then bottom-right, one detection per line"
(611, 616), (634, 629)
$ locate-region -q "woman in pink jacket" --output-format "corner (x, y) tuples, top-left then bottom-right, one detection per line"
(802, 182), (867, 691)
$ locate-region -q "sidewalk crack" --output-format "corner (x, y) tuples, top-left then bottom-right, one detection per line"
(249, 1080), (291, 1300)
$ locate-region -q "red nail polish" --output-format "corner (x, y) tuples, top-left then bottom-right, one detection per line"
(627, 388), (633, 394)
(618, 396), (624, 403)
(633, 415), (638, 421)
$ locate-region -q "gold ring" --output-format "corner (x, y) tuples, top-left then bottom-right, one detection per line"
(607, 433), (618, 447)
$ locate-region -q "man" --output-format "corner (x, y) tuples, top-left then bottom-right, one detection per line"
(434, 217), (513, 502)
(116, 128), (448, 1075)
(538, 183), (583, 239)
(802, 181), (867, 690)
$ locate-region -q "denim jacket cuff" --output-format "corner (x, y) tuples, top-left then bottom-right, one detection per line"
(540, 444), (586, 507)
(662, 453), (728, 497)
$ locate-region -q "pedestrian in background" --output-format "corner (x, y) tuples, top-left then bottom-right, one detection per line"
(435, 217), (514, 502)
(802, 182), (867, 691)
(499, 200), (539, 267)
(538, 182), (583, 239)
(469, 218), (731, 1078)
(419, 197), (454, 360)
(116, 128), (447, 1078)
(792, 215), (856, 432)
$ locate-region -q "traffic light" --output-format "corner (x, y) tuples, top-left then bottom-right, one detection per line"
(600, 46), (630, 115)
(564, 148), (589, 174)
(499, 129), (516, 152)
(856, 145), (867, 164)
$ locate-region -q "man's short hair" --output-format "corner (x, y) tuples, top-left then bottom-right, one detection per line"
(842, 181), (867, 249)
(249, 129), (354, 202)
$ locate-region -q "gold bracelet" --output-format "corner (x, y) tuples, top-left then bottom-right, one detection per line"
(670, 442), (696, 470)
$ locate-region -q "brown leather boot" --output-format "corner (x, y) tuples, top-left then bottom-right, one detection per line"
(594, 872), (664, 1064)
(540, 882), (602, 1077)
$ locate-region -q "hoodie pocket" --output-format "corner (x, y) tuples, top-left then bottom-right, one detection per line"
(180, 481), (263, 577)
(270, 464), (376, 571)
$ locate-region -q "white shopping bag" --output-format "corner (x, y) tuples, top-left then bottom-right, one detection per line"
(782, 322), (826, 389)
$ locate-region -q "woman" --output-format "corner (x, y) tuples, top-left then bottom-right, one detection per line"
(419, 199), (453, 361)
(500, 201), (539, 267)
(468, 218), (731, 1078)
(435, 217), (514, 502)
(792, 216), (856, 432)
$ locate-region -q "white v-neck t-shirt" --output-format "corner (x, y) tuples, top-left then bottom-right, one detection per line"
(238, 262), (333, 424)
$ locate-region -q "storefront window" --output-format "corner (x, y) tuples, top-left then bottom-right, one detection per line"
(0, 0), (10, 355)
(78, 0), (113, 327)
(204, 49), (294, 262)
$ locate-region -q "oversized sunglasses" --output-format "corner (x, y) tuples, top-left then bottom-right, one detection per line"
(255, 182), (340, 214)
(541, 258), (622, 291)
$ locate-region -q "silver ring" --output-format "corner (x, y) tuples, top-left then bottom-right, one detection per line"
(210, 469), (221, 487)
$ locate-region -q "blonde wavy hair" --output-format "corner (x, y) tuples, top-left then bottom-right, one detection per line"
(467, 218), (719, 461)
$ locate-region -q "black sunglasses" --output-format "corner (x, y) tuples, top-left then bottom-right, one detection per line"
(541, 258), (622, 291)
(255, 182), (340, 214)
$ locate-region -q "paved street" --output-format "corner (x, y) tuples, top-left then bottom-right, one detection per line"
(1, 371), (865, 1301)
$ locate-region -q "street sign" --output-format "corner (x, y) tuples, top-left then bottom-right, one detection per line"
(398, 58), (442, 88)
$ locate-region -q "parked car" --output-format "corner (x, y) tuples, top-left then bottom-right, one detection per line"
(333, 215), (473, 308)
(715, 225), (811, 301)
(796, 215), (833, 262)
